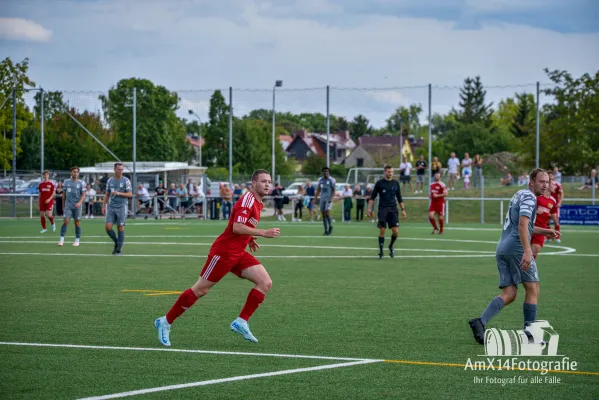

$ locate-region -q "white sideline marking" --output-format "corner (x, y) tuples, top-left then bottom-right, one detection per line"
(0, 240), (496, 254)
(0, 252), (495, 259)
(77, 360), (380, 399)
(0, 341), (376, 361)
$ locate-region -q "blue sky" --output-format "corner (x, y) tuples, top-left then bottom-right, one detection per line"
(1, 0), (598, 127)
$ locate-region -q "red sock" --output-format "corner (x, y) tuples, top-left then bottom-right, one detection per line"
(555, 224), (560, 233)
(49, 216), (55, 225)
(40, 216), (46, 229)
(439, 218), (444, 231)
(429, 218), (438, 230)
(239, 288), (265, 322)
(166, 288), (198, 324)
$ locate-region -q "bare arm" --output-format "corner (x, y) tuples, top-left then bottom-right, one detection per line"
(232, 222), (279, 238)
(518, 216), (532, 255)
(115, 191), (133, 199)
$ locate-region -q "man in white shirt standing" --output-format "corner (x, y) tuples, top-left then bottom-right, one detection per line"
(447, 152), (461, 191)
(136, 183), (152, 219)
(461, 152), (473, 189)
(399, 156), (413, 193)
(85, 183), (96, 219)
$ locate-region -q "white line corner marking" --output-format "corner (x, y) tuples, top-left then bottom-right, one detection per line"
(0, 341), (381, 399)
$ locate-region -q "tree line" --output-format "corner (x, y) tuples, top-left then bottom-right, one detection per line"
(1, 56), (597, 175)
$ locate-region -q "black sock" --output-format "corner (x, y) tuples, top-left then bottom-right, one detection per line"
(327, 215), (332, 227)
(390, 235), (398, 248)
(378, 236), (384, 253)
(117, 230), (125, 251)
(107, 229), (118, 245)
(323, 216), (329, 232)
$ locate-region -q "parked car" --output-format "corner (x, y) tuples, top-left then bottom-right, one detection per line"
(282, 182), (305, 197)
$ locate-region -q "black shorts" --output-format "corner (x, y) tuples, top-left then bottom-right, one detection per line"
(400, 175), (411, 183)
(378, 207), (399, 229)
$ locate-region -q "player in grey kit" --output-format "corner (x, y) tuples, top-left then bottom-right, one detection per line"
(102, 162), (132, 255)
(469, 169), (560, 344)
(58, 166), (87, 247)
(315, 167), (336, 235)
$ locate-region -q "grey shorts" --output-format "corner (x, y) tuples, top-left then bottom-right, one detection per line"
(105, 207), (128, 226)
(320, 200), (333, 213)
(64, 206), (82, 221)
(416, 174), (425, 183)
(496, 254), (539, 288)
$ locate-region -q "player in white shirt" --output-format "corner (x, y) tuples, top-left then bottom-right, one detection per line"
(85, 184), (96, 219)
(447, 152), (461, 191)
(399, 156), (413, 192)
(136, 183), (152, 219)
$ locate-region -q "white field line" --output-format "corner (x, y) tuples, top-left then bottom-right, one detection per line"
(0, 341), (376, 361)
(0, 252), (496, 259)
(76, 360), (381, 399)
(0, 240), (496, 254)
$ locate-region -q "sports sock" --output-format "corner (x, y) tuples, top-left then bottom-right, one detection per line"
(327, 215), (333, 227)
(41, 216), (46, 229)
(439, 218), (444, 231)
(239, 288), (266, 321)
(378, 236), (384, 254)
(49, 216), (55, 225)
(323, 215), (329, 232)
(166, 288), (198, 324)
(390, 234), (398, 248)
(523, 303), (537, 326)
(75, 226), (81, 239)
(60, 224), (68, 237)
(480, 296), (505, 325)
(429, 217), (438, 229)
(107, 229), (118, 245)
(555, 224), (560, 234)
(117, 230), (125, 251)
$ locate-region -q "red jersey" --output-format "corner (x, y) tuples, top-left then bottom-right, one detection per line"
(38, 181), (55, 203)
(535, 194), (557, 228)
(430, 181), (447, 203)
(552, 182), (563, 204)
(210, 191), (263, 257)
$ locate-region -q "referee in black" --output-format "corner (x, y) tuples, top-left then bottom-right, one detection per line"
(367, 164), (407, 259)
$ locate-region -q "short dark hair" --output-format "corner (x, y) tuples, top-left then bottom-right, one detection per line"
(251, 169), (269, 182)
(70, 166), (79, 172)
(384, 164), (393, 171)
(42, 170), (50, 175)
(322, 167), (330, 172)
(114, 162), (124, 169)
(529, 168), (547, 182)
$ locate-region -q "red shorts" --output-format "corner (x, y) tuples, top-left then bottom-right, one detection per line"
(39, 200), (54, 212)
(200, 251), (260, 283)
(428, 202), (445, 216)
(531, 234), (546, 248)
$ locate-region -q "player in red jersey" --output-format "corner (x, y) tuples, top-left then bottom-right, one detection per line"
(38, 170), (56, 233)
(428, 172), (447, 234)
(531, 179), (558, 259)
(547, 171), (563, 243)
(155, 169), (280, 346)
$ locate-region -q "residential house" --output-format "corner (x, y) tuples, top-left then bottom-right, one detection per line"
(344, 134), (424, 168)
(285, 130), (356, 164)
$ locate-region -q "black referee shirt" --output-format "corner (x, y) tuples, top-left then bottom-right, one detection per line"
(370, 179), (403, 209)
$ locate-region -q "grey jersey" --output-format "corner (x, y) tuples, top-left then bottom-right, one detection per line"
(496, 189), (537, 256)
(63, 179), (86, 208)
(318, 177), (336, 201)
(106, 176), (132, 209)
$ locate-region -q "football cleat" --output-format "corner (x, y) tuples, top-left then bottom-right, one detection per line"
(389, 247), (395, 258)
(155, 316), (171, 347)
(230, 317), (258, 343)
(40, 229), (47, 234)
(469, 318), (485, 345)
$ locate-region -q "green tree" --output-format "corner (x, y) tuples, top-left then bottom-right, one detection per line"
(386, 104), (422, 134)
(0, 57), (36, 170)
(453, 76), (494, 127)
(99, 78), (192, 163)
(510, 93), (536, 138)
(539, 68), (599, 173)
(204, 90), (230, 167)
(349, 114), (372, 142)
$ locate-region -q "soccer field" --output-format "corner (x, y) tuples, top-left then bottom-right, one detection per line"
(0, 219), (598, 399)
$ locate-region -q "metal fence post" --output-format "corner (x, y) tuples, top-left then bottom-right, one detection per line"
(480, 175), (485, 224)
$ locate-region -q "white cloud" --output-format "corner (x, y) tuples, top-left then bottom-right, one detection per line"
(4, 0), (598, 128)
(0, 18), (52, 42)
